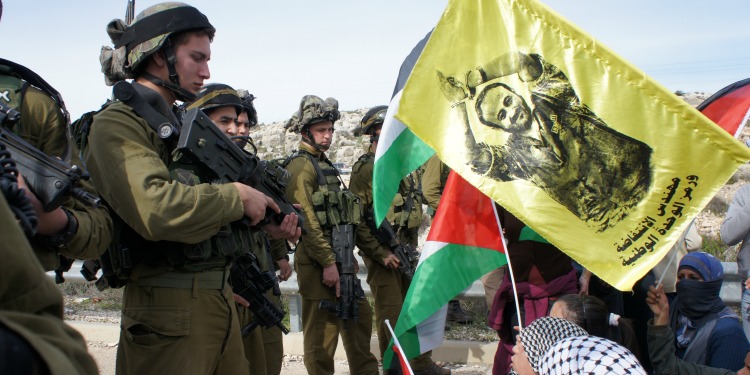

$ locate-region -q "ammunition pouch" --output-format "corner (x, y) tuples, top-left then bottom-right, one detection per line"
(312, 190), (363, 228)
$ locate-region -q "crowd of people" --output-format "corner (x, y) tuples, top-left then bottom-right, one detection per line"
(2, 2), (750, 375)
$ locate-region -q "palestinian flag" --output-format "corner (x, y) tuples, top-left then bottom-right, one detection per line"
(696, 77), (750, 138)
(382, 171), (507, 367)
(372, 32), (435, 225)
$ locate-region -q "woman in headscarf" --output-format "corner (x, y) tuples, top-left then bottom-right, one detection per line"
(647, 252), (749, 372)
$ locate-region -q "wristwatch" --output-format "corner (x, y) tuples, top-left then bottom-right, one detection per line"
(37, 208), (78, 248)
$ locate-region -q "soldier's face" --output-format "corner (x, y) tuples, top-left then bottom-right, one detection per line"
(174, 33), (211, 94)
(372, 125), (382, 151)
(236, 112), (251, 138)
(208, 106), (238, 137)
(306, 121), (334, 150)
(477, 84), (532, 133)
(233, 111), (251, 148)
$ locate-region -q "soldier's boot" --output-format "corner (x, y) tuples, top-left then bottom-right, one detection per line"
(446, 300), (473, 324)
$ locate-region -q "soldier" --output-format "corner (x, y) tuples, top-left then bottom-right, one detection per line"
(0, 166), (98, 375)
(0, 2), (100, 373)
(422, 155), (475, 324)
(350, 105), (450, 375)
(0, 1), (112, 275)
(284, 95), (379, 375)
(237, 89), (291, 375)
(87, 4), (300, 374)
(186, 84), (290, 375)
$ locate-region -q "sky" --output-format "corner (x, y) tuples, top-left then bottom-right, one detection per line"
(2, 0), (749, 123)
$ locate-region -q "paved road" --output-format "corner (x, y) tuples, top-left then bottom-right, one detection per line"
(70, 321), (492, 375)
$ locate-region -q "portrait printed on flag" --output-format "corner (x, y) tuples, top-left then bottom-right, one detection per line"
(436, 52), (653, 232)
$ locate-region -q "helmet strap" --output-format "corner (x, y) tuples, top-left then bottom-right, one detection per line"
(140, 39), (197, 103)
(162, 39), (181, 88)
(302, 127), (328, 152)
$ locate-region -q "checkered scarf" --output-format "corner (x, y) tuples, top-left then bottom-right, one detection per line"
(539, 335), (646, 374)
(510, 317), (588, 374)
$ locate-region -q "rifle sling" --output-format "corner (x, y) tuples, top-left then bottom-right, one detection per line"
(112, 81), (179, 149)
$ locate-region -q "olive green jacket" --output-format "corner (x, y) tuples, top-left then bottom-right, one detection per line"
(421, 154), (448, 212)
(19, 87), (113, 270)
(84, 97), (243, 253)
(284, 142), (336, 268)
(349, 151), (392, 266)
(0, 195), (98, 375)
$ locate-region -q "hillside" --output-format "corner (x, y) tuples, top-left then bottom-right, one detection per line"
(248, 91), (749, 260)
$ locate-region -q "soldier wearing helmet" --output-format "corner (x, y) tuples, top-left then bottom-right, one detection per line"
(235, 89), (291, 375)
(235, 89), (258, 150)
(189, 84), (293, 375)
(186, 83), (244, 137)
(284, 95), (379, 374)
(84, 4), (300, 374)
(349, 106), (450, 375)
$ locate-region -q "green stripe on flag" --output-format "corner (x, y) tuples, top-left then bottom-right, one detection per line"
(372, 128), (434, 223)
(383, 244), (507, 368)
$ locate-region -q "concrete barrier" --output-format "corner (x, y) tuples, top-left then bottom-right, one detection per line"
(52, 259), (745, 333)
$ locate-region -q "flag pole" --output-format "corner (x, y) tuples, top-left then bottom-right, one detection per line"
(385, 319), (415, 375)
(491, 203), (523, 331)
(655, 248), (678, 287)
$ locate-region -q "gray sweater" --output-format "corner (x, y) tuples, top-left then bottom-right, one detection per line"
(721, 184), (750, 279)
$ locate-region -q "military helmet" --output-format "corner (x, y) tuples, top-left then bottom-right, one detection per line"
(355, 105), (388, 136)
(187, 83), (243, 114)
(285, 95), (340, 134)
(237, 89), (258, 127)
(112, 2), (214, 74)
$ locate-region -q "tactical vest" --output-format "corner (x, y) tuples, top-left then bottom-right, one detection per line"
(288, 149), (362, 229)
(391, 172), (424, 230)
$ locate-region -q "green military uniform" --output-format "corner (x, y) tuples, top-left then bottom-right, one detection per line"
(387, 167), (424, 247)
(350, 150), (437, 371)
(285, 142), (378, 375)
(0, 70), (112, 270)
(421, 154), (449, 214)
(0, 195), (98, 375)
(84, 86), (248, 375)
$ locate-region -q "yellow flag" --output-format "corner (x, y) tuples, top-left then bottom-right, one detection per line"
(397, 0), (750, 290)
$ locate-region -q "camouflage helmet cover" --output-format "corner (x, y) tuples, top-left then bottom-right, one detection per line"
(236, 88), (258, 127)
(186, 83), (243, 114)
(285, 95), (340, 133)
(100, 2), (214, 85)
(355, 105), (388, 136)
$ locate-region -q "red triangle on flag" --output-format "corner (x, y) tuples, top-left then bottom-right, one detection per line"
(426, 171), (504, 252)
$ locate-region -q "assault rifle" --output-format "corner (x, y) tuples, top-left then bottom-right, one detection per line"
(363, 209), (419, 279)
(318, 224), (365, 327)
(0, 101), (100, 211)
(176, 108), (305, 233)
(230, 252), (289, 336)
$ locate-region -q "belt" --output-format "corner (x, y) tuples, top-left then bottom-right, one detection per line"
(137, 270), (227, 290)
